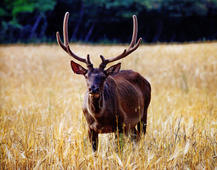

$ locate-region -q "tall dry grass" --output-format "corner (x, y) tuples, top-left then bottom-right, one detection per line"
(0, 42), (217, 169)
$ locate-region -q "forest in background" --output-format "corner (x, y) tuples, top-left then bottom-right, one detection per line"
(0, 0), (217, 44)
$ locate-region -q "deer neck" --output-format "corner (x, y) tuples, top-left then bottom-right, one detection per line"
(88, 93), (104, 116)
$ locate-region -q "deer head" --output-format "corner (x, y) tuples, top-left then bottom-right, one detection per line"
(56, 12), (142, 98)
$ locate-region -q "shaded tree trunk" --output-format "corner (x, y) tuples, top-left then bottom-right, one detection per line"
(71, 1), (84, 41)
(152, 18), (164, 42)
(29, 14), (43, 39)
(85, 24), (95, 42)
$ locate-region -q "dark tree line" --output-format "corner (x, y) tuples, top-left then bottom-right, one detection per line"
(0, 0), (217, 44)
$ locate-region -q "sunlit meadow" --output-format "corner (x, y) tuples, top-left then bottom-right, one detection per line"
(0, 42), (217, 169)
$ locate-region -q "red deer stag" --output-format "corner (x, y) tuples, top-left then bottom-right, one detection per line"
(56, 12), (151, 151)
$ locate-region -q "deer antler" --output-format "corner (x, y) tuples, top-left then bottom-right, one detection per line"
(99, 15), (142, 70)
(56, 12), (93, 68)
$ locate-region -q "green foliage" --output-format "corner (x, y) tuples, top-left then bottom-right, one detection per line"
(0, 0), (217, 43)
(0, 0), (56, 43)
(7, 0), (56, 21)
(0, 8), (7, 16)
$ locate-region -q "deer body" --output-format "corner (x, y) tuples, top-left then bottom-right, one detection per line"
(83, 70), (150, 133)
(82, 70), (151, 151)
(57, 12), (151, 151)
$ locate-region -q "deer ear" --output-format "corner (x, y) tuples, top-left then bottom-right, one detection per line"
(105, 63), (121, 76)
(70, 60), (87, 75)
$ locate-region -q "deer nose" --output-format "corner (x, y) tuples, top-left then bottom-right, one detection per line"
(89, 85), (99, 94)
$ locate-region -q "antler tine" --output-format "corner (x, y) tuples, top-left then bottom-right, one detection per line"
(56, 32), (67, 52)
(129, 15), (138, 48)
(56, 12), (87, 63)
(63, 12), (69, 46)
(100, 15), (142, 69)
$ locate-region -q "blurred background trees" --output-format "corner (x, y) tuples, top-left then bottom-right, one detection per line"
(0, 0), (216, 44)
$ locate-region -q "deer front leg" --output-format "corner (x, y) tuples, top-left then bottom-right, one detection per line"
(88, 128), (98, 152)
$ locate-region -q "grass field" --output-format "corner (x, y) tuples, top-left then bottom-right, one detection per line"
(0, 42), (217, 169)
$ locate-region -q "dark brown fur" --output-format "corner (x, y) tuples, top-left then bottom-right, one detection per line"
(82, 70), (151, 151)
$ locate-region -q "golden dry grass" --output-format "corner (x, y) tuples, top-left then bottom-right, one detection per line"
(0, 42), (217, 169)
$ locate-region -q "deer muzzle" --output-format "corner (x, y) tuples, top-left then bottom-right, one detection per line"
(89, 86), (100, 98)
